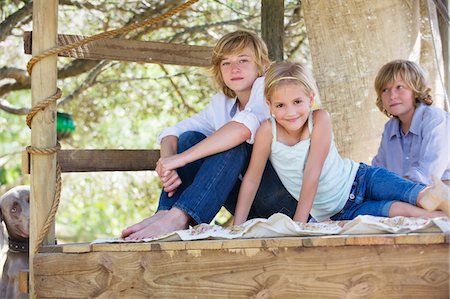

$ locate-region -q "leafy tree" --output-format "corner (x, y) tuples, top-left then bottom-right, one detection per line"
(0, 0), (309, 242)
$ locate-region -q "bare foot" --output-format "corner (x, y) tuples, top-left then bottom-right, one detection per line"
(121, 210), (168, 238)
(125, 207), (190, 240)
(420, 176), (450, 216)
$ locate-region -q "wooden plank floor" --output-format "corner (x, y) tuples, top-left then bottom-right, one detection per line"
(34, 233), (449, 298)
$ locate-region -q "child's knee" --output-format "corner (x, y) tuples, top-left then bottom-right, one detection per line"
(178, 131), (206, 151)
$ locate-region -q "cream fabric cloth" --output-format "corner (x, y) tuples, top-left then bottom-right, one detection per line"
(93, 214), (449, 244)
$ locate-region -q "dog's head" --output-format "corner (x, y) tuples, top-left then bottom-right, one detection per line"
(0, 186), (30, 242)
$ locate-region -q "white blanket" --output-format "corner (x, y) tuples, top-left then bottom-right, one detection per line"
(92, 214), (450, 244)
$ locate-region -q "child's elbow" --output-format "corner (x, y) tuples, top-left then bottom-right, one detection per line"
(237, 124), (252, 141)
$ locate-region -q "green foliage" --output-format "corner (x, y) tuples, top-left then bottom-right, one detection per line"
(0, 0), (309, 243)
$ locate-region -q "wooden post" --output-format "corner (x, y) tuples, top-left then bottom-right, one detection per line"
(261, 0), (284, 61)
(30, 0), (58, 297)
(437, 0), (449, 109)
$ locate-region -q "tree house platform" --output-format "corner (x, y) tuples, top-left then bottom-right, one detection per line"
(34, 233), (449, 298)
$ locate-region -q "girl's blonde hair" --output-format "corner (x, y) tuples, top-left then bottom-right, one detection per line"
(264, 61), (321, 104)
(374, 60), (433, 117)
(211, 30), (270, 98)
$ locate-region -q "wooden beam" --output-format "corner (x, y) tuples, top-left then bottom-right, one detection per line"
(57, 149), (159, 172)
(23, 32), (212, 67)
(30, 1), (58, 297)
(261, 0), (284, 61)
(22, 149), (160, 173)
(437, 0), (449, 109)
(33, 235), (449, 298)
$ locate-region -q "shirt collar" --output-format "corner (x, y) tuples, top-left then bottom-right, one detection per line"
(409, 103), (426, 135)
(387, 103), (425, 139)
(387, 117), (401, 139)
(230, 97), (239, 118)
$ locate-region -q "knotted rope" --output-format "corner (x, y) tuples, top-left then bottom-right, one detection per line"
(26, 0), (200, 254)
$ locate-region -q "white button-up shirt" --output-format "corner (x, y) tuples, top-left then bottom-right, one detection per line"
(157, 77), (269, 144)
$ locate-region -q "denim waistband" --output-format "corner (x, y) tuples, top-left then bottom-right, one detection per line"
(348, 163), (368, 204)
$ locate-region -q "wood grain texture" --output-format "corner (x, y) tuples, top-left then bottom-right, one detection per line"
(22, 149), (161, 173)
(30, 1), (58, 297)
(34, 241), (450, 298)
(24, 32), (212, 67)
(56, 149), (160, 172)
(261, 0), (284, 61)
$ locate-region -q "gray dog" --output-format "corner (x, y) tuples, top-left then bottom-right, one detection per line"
(0, 185), (29, 299)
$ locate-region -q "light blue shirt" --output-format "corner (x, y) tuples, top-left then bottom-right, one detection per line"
(269, 112), (359, 221)
(372, 103), (450, 185)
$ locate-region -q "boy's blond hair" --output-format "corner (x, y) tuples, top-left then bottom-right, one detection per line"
(264, 61), (320, 104)
(211, 30), (270, 98)
(374, 60), (433, 117)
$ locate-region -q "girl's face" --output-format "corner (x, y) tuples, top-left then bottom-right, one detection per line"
(220, 46), (259, 102)
(381, 78), (415, 121)
(268, 83), (313, 134)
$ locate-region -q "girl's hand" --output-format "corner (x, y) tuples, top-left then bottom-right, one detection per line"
(292, 216), (308, 224)
(232, 217), (245, 226)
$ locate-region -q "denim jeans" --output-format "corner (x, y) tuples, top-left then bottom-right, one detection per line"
(157, 131), (297, 224)
(330, 163), (426, 220)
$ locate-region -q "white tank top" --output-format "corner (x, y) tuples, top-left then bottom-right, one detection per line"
(269, 112), (358, 221)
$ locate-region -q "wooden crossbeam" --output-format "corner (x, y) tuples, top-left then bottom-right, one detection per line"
(23, 32), (212, 67)
(22, 149), (160, 173)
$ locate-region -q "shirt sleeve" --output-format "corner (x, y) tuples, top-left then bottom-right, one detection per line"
(157, 100), (216, 144)
(372, 125), (389, 168)
(406, 109), (450, 184)
(231, 77), (269, 144)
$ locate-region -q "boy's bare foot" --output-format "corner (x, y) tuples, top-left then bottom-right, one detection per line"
(124, 207), (190, 240)
(420, 176), (450, 216)
(121, 210), (168, 238)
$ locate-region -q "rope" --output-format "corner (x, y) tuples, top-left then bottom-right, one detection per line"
(27, 0), (201, 74)
(26, 88), (61, 128)
(26, 89), (62, 255)
(26, 0), (201, 254)
(26, 142), (62, 255)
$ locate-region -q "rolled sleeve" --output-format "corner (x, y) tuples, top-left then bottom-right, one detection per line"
(233, 77), (269, 144)
(232, 108), (261, 143)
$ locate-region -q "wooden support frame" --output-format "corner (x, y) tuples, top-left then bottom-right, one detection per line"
(27, 1), (450, 298)
(33, 233), (449, 298)
(29, 0), (58, 297)
(24, 32), (212, 67)
(262, 0), (284, 61)
(22, 149), (160, 173)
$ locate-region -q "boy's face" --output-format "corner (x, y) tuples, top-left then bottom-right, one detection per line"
(381, 78), (415, 121)
(220, 46), (259, 102)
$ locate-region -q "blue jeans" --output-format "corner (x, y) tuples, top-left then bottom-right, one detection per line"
(330, 163), (426, 220)
(157, 131), (297, 224)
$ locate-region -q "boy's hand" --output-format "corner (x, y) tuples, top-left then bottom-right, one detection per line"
(157, 154), (187, 173)
(160, 170), (182, 197)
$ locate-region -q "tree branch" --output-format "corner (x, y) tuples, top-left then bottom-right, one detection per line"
(0, 1), (33, 42)
(59, 60), (112, 106)
(0, 98), (29, 115)
(0, 60), (100, 99)
(159, 64), (195, 113)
